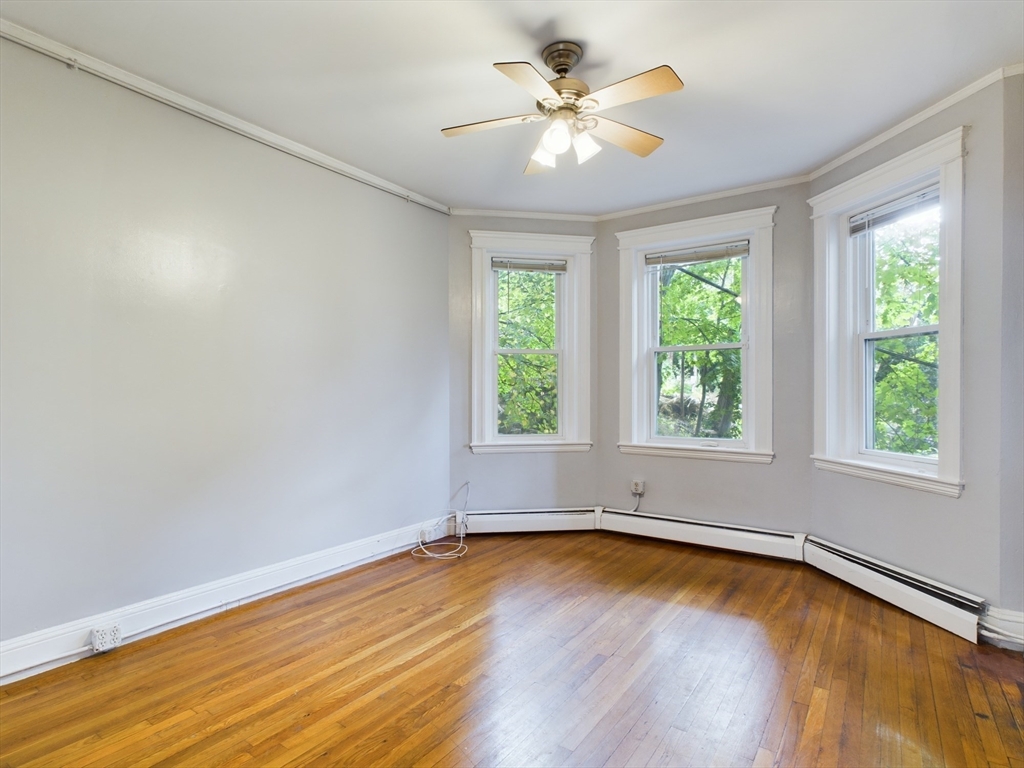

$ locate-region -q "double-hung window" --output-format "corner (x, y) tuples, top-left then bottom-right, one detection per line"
(853, 187), (941, 459)
(618, 208), (775, 462)
(809, 127), (964, 496)
(470, 231), (592, 453)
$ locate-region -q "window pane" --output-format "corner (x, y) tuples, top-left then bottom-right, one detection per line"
(655, 349), (742, 439)
(657, 256), (743, 347)
(497, 269), (556, 350)
(498, 353), (558, 435)
(868, 332), (938, 457)
(873, 204), (940, 330)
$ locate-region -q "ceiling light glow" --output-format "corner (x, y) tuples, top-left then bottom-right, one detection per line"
(573, 131), (602, 164)
(541, 119), (573, 155)
(531, 145), (557, 168)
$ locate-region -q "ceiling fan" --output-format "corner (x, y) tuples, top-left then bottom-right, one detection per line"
(442, 42), (684, 174)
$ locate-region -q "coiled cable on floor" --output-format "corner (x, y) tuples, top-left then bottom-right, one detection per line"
(411, 482), (470, 560)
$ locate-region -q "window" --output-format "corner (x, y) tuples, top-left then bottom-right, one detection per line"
(809, 127), (964, 496)
(855, 187), (940, 458)
(470, 231), (592, 453)
(617, 207), (776, 462)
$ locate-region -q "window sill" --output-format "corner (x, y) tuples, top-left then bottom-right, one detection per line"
(470, 441), (593, 455)
(618, 443), (774, 464)
(811, 455), (962, 498)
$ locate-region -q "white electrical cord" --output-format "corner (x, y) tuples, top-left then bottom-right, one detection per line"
(411, 482), (470, 560)
(979, 625), (1022, 641)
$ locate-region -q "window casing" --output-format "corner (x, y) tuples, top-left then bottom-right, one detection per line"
(809, 127), (964, 497)
(470, 231), (592, 453)
(617, 207), (776, 462)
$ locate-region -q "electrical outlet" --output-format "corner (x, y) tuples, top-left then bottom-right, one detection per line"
(90, 623), (122, 652)
(420, 526), (440, 543)
(631, 480), (645, 495)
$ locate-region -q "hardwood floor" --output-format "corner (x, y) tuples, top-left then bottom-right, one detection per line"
(1, 532), (1022, 767)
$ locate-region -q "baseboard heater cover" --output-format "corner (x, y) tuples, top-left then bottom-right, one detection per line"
(803, 536), (984, 643)
(464, 509), (597, 534)
(599, 509), (805, 561)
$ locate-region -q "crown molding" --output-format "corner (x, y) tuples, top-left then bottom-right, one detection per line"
(451, 208), (597, 222)
(0, 20), (451, 216)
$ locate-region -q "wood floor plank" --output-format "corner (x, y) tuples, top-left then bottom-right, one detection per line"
(1, 532), (1021, 768)
(812, 676), (848, 768)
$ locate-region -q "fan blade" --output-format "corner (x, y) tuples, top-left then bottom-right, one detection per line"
(588, 117), (664, 157)
(583, 65), (683, 112)
(442, 114), (539, 137)
(494, 62), (562, 106)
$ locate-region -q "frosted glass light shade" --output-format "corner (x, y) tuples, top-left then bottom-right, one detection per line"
(531, 145), (557, 168)
(573, 131), (602, 164)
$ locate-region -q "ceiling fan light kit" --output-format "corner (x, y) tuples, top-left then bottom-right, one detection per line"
(442, 41), (684, 174)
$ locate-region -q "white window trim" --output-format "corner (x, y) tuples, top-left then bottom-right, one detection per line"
(617, 207), (776, 463)
(808, 127), (964, 497)
(470, 230), (593, 454)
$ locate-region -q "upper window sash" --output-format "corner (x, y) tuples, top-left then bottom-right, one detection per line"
(493, 263), (561, 353)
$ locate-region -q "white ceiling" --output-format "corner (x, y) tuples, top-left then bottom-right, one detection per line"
(2, 1), (1022, 215)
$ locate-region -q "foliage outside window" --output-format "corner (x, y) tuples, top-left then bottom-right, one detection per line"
(809, 126), (964, 497)
(470, 231), (592, 454)
(855, 190), (940, 458)
(651, 248), (745, 441)
(618, 207), (775, 463)
(496, 266), (559, 435)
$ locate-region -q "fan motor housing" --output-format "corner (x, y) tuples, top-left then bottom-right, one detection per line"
(542, 41), (583, 77)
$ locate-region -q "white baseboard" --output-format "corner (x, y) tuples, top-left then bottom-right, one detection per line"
(803, 537), (981, 643)
(5, 508), (1015, 685)
(980, 607), (1024, 651)
(0, 520), (431, 685)
(600, 509), (805, 561)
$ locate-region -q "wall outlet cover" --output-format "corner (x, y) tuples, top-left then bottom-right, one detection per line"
(631, 480), (646, 495)
(90, 624), (122, 653)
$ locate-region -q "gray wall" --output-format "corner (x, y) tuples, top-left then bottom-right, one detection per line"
(1000, 75), (1024, 612)
(0, 40), (451, 640)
